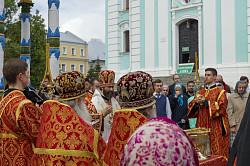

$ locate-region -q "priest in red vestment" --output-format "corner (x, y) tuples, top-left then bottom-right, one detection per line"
(0, 59), (41, 166)
(84, 77), (100, 108)
(188, 68), (229, 158)
(103, 71), (157, 166)
(84, 78), (103, 133)
(32, 71), (106, 165)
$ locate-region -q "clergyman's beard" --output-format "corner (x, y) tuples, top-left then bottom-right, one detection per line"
(75, 100), (92, 125)
(103, 89), (114, 100)
(148, 106), (157, 119)
(60, 99), (92, 126)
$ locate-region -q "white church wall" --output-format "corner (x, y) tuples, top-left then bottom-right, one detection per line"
(248, 0), (250, 62)
(158, 0), (170, 69)
(130, 0), (141, 71)
(203, 0), (217, 65)
(107, 0), (120, 72)
(145, 0), (155, 69)
(221, 0), (236, 64)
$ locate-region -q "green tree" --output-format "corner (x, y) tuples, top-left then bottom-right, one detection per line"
(4, 20), (21, 61)
(4, 6), (47, 89)
(4, 0), (20, 61)
(94, 59), (102, 75)
(30, 10), (47, 89)
(87, 64), (96, 78)
(87, 59), (102, 78)
(5, 0), (18, 24)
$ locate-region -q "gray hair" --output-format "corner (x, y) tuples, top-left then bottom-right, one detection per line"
(59, 97), (92, 125)
(138, 106), (156, 119)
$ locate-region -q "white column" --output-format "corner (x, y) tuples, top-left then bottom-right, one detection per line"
(198, 6), (202, 69)
(48, 0), (60, 79)
(172, 11), (177, 73)
(18, 1), (33, 80)
(20, 13), (31, 75)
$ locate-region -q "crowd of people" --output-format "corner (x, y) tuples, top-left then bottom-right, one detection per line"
(0, 58), (249, 165)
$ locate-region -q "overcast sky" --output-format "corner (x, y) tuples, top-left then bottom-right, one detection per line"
(31, 0), (105, 43)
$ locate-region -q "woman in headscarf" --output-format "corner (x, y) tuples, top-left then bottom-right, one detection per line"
(227, 81), (248, 148)
(169, 83), (189, 129)
(119, 117), (199, 166)
(161, 85), (169, 96)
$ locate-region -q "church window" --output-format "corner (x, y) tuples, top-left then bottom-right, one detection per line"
(123, 0), (129, 11)
(123, 30), (130, 52)
(126, 0), (129, 10)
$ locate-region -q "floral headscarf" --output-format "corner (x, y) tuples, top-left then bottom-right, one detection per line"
(234, 81), (247, 97)
(119, 117), (199, 166)
(162, 85), (169, 91)
(173, 83), (184, 106)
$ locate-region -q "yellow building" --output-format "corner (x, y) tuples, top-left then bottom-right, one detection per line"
(59, 31), (88, 77)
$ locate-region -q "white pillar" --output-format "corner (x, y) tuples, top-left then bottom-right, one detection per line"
(48, 0), (60, 79)
(18, 1), (33, 78)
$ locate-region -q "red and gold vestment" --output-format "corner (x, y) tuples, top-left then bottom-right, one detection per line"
(84, 93), (103, 133)
(188, 87), (229, 158)
(103, 109), (148, 166)
(0, 90), (41, 166)
(33, 100), (106, 166)
(84, 92), (93, 109)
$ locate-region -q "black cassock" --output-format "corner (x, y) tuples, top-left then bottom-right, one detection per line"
(228, 94), (250, 166)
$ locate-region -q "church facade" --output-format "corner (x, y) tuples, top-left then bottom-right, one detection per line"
(106, 0), (250, 86)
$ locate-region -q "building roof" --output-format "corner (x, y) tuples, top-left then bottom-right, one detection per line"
(60, 31), (87, 45)
(88, 39), (105, 61)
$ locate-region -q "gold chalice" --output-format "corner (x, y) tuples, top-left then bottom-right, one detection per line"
(185, 128), (210, 160)
(195, 93), (204, 101)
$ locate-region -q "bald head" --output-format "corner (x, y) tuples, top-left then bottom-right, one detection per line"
(216, 75), (223, 83)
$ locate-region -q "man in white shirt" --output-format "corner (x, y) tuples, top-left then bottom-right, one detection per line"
(153, 79), (172, 119)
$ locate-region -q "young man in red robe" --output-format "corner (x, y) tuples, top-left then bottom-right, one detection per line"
(0, 59), (41, 165)
(188, 68), (229, 158)
(84, 78), (100, 107)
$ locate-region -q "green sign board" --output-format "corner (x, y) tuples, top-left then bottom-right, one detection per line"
(182, 47), (189, 52)
(177, 63), (194, 75)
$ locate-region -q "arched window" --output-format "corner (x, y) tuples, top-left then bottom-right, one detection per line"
(123, 30), (130, 52)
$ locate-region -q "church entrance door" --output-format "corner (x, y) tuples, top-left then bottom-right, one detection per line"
(178, 19), (198, 69)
